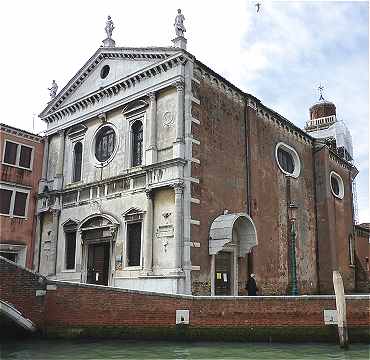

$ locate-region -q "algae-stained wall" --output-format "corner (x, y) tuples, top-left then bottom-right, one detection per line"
(190, 75), (247, 295)
(314, 147), (355, 293)
(246, 104), (318, 295)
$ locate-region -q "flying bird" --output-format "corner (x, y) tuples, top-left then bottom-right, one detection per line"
(255, 2), (261, 13)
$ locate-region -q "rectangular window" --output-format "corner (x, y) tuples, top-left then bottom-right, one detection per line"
(3, 141), (33, 169)
(4, 141), (18, 165)
(19, 145), (32, 168)
(65, 232), (76, 270)
(13, 192), (28, 217)
(127, 222), (142, 267)
(0, 189), (12, 214)
(0, 186), (29, 217)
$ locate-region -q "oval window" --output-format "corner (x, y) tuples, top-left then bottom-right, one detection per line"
(330, 171), (344, 199)
(100, 65), (110, 79)
(275, 142), (301, 178)
(95, 126), (116, 163)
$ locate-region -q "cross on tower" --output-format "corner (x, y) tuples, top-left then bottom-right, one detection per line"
(318, 84), (325, 101)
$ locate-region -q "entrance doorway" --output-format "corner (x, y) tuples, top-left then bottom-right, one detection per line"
(87, 242), (110, 286)
(215, 251), (232, 295)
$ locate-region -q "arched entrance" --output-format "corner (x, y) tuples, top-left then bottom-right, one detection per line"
(209, 213), (257, 296)
(79, 214), (119, 286)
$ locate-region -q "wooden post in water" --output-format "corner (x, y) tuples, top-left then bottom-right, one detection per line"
(332, 270), (348, 348)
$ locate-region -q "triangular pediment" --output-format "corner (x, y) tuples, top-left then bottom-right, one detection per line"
(40, 47), (181, 118)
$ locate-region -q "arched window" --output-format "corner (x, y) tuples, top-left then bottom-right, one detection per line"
(73, 142), (82, 182)
(132, 121), (143, 167)
(95, 126), (116, 163)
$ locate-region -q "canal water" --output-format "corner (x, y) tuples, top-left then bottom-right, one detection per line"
(1, 340), (369, 359)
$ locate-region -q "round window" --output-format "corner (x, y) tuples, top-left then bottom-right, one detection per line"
(95, 126), (116, 163)
(100, 65), (110, 79)
(275, 142), (301, 178)
(330, 171), (344, 199)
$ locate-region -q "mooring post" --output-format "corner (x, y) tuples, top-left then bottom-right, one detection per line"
(332, 270), (348, 348)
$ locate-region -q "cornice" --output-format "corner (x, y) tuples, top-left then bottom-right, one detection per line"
(41, 52), (187, 125)
(40, 47), (186, 119)
(0, 123), (43, 143)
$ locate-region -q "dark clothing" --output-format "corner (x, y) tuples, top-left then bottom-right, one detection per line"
(246, 277), (258, 296)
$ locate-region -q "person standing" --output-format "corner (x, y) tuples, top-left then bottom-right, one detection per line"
(246, 273), (258, 296)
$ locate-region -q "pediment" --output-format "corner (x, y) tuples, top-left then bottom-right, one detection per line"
(40, 47), (180, 118)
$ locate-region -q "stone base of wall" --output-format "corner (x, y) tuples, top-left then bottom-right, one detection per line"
(44, 325), (370, 343)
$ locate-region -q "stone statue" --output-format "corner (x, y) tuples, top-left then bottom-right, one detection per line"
(174, 9), (186, 37)
(48, 80), (58, 99)
(105, 15), (114, 39)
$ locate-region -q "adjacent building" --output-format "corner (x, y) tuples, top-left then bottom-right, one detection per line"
(0, 123), (44, 268)
(34, 14), (365, 295)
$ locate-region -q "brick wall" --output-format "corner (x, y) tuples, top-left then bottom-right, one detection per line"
(0, 129), (44, 269)
(190, 78), (247, 294)
(1, 258), (369, 341)
(247, 104), (318, 295)
(0, 257), (46, 328)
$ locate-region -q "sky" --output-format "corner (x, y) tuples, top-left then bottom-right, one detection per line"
(0, 0), (368, 222)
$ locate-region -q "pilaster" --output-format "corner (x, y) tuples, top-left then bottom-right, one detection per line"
(146, 92), (158, 164)
(173, 80), (185, 159)
(54, 130), (65, 191)
(173, 182), (184, 272)
(143, 189), (154, 274)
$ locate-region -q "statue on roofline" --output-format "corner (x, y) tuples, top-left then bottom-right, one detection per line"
(48, 80), (58, 99)
(174, 9), (186, 37)
(105, 15), (114, 39)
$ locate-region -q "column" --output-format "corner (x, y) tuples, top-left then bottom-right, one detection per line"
(39, 137), (49, 193)
(49, 210), (60, 276)
(75, 229), (83, 273)
(143, 189), (154, 274)
(146, 92), (157, 164)
(210, 254), (215, 296)
(54, 130), (65, 190)
(173, 80), (185, 158)
(33, 214), (42, 271)
(173, 183), (184, 272)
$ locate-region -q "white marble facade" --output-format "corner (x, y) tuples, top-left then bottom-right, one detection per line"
(35, 45), (195, 295)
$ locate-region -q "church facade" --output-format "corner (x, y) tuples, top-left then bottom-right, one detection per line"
(34, 14), (362, 295)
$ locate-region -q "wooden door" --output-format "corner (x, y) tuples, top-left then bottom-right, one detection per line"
(215, 251), (232, 295)
(87, 243), (110, 285)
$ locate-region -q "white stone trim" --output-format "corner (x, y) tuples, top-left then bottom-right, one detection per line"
(330, 171), (345, 199)
(191, 117), (200, 125)
(191, 77), (200, 84)
(191, 97), (200, 105)
(191, 242), (200, 248)
(191, 265), (200, 271)
(187, 177), (200, 184)
(275, 142), (301, 178)
(190, 219), (200, 226)
(191, 157), (200, 164)
(191, 138), (200, 145)
(190, 197), (200, 204)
